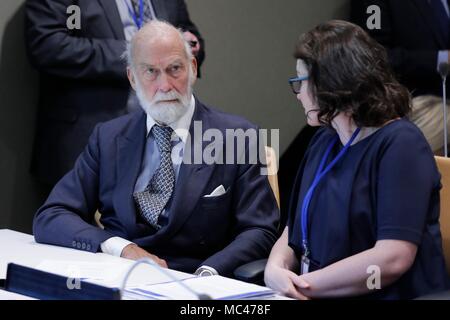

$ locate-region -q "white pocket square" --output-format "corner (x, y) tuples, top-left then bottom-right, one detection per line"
(204, 185), (226, 198)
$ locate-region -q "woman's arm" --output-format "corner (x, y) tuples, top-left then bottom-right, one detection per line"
(296, 126), (434, 299)
(264, 227), (311, 299)
(266, 227), (298, 270)
(295, 239), (417, 298)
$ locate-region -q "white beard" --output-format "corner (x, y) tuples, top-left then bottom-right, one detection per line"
(135, 79), (192, 125)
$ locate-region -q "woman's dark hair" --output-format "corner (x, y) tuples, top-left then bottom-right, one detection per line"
(294, 20), (411, 127)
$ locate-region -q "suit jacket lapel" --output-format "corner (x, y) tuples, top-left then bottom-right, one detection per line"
(161, 100), (220, 239)
(412, 0), (447, 47)
(98, 0), (126, 40)
(113, 112), (147, 231)
(151, 0), (169, 20)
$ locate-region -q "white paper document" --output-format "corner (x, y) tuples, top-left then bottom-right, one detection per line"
(123, 275), (275, 300)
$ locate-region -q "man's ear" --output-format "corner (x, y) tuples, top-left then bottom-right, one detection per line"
(127, 67), (137, 91)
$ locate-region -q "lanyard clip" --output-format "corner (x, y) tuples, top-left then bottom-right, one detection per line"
(302, 240), (310, 258)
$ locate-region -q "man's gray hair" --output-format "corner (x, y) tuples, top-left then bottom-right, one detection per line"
(124, 20), (194, 69)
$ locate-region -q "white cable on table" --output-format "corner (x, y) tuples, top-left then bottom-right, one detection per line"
(119, 258), (211, 300)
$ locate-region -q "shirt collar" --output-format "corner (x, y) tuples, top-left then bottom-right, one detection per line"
(146, 95), (195, 144)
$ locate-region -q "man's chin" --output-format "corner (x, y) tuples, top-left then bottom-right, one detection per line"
(146, 104), (187, 125)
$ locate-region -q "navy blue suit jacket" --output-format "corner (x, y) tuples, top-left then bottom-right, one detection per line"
(33, 100), (279, 276)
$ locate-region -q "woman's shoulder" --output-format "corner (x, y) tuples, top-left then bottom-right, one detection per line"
(306, 119), (430, 154)
(379, 118), (423, 135)
(373, 118), (430, 149)
(369, 119), (438, 174)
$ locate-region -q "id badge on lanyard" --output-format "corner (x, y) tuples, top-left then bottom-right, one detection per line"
(299, 128), (360, 275)
(301, 255), (310, 275)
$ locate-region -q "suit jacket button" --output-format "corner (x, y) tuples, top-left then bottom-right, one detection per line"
(82, 243), (86, 250)
(76, 242), (82, 249)
(200, 240), (206, 245)
(72, 241), (77, 247)
(86, 244), (91, 251)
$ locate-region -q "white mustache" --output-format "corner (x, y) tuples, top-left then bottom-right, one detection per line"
(151, 91), (182, 104)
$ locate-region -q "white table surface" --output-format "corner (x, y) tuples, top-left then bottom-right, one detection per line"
(0, 229), (287, 300)
(0, 229), (194, 296)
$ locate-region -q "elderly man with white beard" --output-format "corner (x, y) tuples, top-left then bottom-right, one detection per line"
(32, 20), (279, 277)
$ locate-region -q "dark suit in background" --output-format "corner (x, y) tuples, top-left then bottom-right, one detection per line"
(25, 0), (205, 186)
(351, 0), (450, 153)
(33, 100), (279, 276)
(351, 0), (449, 97)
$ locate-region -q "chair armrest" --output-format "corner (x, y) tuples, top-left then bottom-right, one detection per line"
(233, 259), (268, 285)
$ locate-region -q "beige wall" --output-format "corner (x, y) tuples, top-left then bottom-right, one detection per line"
(187, 0), (350, 153)
(0, 0), (349, 232)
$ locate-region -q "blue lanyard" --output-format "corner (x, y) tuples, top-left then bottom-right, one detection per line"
(125, 0), (144, 29)
(300, 128), (361, 258)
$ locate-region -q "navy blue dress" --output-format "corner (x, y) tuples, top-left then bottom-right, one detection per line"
(288, 119), (450, 299)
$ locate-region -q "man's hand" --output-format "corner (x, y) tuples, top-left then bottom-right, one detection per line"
(183, 31), (200, 57)
(121, 244), (168, 268)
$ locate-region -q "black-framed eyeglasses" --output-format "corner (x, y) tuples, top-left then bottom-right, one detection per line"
(288, 75), (308, 94)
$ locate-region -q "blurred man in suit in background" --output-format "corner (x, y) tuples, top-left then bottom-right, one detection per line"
(352, 0), (450, 154)
(25, 0), (205, 187)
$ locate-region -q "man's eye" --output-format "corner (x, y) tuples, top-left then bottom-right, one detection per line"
(146, 68), (155, 74)
(170, 65), (182, 73)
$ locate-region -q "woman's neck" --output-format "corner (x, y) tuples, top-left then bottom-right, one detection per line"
(331, 113), (359, 145)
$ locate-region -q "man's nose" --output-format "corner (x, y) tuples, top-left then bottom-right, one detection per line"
(157, 73), (173, 93)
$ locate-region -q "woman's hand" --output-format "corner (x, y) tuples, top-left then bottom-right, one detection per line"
(264, 265), (311, 300)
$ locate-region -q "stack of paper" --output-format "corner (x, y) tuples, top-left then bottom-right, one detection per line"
(34, 260), (275, 300)
(123, 275), (275, 300)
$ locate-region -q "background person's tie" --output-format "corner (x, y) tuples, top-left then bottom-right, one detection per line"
(130, 0), (154, 24)
(133, 125), (175, 229)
